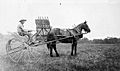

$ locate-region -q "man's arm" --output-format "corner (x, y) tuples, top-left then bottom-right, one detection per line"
(19, 26), (24, 32)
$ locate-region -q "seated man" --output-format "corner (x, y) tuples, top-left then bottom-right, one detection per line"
(17, 19), (32, 43)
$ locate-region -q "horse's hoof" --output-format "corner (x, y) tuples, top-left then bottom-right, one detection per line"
(50, 55), (53, 57)
(75, 54), (77, 56)
(56, 55), (59, 57)
(71, 54), (73, 56)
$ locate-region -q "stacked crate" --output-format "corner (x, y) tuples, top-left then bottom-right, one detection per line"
(35, 17), (51, 40)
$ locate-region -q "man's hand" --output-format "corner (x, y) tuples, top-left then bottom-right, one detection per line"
(28, 30), (33, 32)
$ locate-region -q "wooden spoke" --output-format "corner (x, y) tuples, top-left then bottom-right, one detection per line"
(7, 45), (24, 54)
(8, 49), (25, 62)
(21, 47), (42, 62)
(26, 49), (31, 62)
(6, 38), (26, 63)
(16, 50), (24, 62)
(28, 48), (36, 59)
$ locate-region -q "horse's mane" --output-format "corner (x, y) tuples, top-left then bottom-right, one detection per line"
(72, 22), (84, 34)
(73, 22), (84, 29)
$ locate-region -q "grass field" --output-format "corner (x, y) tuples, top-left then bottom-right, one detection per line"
(0, 38), (120, 71)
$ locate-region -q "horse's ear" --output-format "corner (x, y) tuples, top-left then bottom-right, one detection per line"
(84, 20), (87, 24)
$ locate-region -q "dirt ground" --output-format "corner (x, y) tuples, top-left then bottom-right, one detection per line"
(0, 38), (120, 71)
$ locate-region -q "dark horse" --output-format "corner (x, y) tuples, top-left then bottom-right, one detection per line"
(46, 21), (91, 57)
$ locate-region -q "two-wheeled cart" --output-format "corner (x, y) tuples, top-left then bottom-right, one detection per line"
(6, 17), (51, 63)
(6, 17), (87, 63)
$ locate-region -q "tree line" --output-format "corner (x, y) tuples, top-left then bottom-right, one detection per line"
(79, 37), (120, 44)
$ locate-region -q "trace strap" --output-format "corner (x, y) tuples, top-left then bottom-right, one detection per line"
(33, 32), (87, 46)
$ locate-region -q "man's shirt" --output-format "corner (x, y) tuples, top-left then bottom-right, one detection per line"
(17, 23), (24, 33)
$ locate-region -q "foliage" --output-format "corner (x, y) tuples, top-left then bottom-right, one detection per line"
(79, 37), (120, 44)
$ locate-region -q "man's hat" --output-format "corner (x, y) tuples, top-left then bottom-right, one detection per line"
(19, 19), (27, 22)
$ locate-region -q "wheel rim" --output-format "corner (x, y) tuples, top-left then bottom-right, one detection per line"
(6, 38), (43, 63)
(6, 38), (26, 63)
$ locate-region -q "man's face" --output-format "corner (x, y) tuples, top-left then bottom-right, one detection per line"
(21, 21), (25, 24)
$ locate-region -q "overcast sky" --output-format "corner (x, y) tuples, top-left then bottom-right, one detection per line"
(0, 0), (120, 39)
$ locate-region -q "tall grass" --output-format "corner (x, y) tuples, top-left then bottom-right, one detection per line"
(0, 43), (120, 71)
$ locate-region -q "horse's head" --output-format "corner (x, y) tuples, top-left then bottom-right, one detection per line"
(81, 21), (91, 33)
(75, 21), (91, 33)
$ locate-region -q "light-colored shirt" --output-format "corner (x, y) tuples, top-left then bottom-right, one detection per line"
(17, 23), (24, 33)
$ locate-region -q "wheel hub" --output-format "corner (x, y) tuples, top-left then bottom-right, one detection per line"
(24, 47), (27, 49)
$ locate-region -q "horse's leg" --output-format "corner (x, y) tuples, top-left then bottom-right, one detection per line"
(53, 44), (59, 57)
(71, 43), (74, 56)
(50, 47), (53, 57)
(74, 42), (77, 55)
(47, 43), (50, 50)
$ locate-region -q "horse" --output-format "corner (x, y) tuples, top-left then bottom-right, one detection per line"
(46, 21), (91, 57)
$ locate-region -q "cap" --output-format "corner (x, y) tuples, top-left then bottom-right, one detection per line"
(19, 19), (27, 22)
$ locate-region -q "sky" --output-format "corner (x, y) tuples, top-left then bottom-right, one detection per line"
(0, 0), (120, 39)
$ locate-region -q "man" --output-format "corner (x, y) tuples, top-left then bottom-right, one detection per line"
(17, 19), (32, 43)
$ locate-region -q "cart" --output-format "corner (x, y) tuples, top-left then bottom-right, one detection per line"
(6, 17), (51, 63)
(6, 17), (88, 63)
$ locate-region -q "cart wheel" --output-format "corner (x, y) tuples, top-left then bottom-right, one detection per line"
(27, 46), (43, 63)
(6, 38), (42, 63)
(6, 38), (26, 63)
